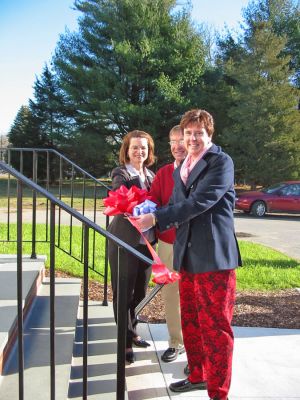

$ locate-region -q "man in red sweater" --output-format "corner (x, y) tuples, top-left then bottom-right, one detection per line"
(149, 125), (187, 362)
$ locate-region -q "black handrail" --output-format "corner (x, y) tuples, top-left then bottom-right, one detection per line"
(0, 147), (111, 300)
(0, 147), (163, 311)
(0, 160), (154, 400)
(0, 147), (111, 190)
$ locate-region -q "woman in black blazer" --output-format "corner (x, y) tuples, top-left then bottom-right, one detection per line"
(107, 130), (156, 363)
(135, 110), (242, 400)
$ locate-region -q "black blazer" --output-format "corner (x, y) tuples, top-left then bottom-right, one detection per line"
(156, 144), (242, 273)
(107, 166), (155, 247)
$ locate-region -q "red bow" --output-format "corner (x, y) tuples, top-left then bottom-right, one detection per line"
(103, 185), (180, 284)
(103, 185), (148, 216)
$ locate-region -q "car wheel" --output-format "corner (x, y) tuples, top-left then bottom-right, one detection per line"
(251, 201), (266, 217)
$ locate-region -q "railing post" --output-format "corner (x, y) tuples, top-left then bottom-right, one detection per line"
(7, 150), (11, 241)
(50, 202), (56, 400)
(31, 151), (37, 259)
(103, 186), (111, 306)
(69, 165), (74, 255)
(103, 214), (110, 306)
(46, 151), (50, 242)
(80, 176), (87, 263)
(83, 224), (89, 400)
(57, 156), (63, 247)
(20, 151), (23, 174)
(17, 180), (24, 400)
(116, 247), (127, 400)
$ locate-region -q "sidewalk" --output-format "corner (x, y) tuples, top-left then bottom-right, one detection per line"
(126, 323), (300, 400)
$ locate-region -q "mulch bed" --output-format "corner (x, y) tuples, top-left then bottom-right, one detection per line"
(47, 270), (300, 329)
(83, 278), (300, 329)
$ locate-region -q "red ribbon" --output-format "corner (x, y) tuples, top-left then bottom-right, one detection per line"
(103, 185), (180, 284)
(103, 185), (148, 216)
(128, 217), (180, 284)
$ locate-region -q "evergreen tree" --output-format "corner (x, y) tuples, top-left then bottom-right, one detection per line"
(243, 0), (300, 88)
(30, 64), (75, 147)
(222, 20), (300, 186)
(53, 0), (207, 168)
(8, 106), (44, 147)
(8, 106), (47, 177)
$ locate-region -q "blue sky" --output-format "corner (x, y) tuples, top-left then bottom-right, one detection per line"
(0, 0), (249, 134)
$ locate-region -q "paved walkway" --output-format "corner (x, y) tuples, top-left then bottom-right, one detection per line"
(126, 323), (300, 400)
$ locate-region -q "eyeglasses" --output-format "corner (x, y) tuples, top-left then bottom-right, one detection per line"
(169, 140), (185, 146)
(184, 131), (204, 138)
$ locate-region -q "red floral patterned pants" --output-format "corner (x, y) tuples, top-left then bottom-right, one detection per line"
(179, 269), (236, 400)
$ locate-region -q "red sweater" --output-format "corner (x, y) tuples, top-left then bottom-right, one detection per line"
(149, 163), (176, 244)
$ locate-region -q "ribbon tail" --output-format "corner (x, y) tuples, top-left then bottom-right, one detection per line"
(128, 217), (180, 284)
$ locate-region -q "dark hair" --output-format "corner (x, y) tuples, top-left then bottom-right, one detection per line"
(119, 130), (156, 166)
(180, 109), (214, 137)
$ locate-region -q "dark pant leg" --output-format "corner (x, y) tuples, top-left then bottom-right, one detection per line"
(108, 239), (122, 324)
(129, 244), (153, 332)
(108, 240), (152, 347)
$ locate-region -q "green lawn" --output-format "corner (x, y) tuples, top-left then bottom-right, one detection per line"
(237, 241), (300, 290)
(0, 223), (107, 281)
(1, 223), (299, 291)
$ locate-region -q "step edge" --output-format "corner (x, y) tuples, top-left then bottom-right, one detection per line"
(0, 266), (45, 374)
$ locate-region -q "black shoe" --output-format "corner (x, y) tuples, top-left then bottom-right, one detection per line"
(161, 347), (185, 362)
(169, 378), (207, 393)
(132, 336), (151, 347)
(125, 349), (135, 363)
(184, 363), (190, 376)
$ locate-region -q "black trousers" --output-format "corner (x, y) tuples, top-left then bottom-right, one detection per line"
(108, 241), (152, 347)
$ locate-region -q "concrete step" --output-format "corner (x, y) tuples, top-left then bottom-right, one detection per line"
(68, 301), (128, 400)
(0, 276), (81, 400)
(0, 254), (46, 373)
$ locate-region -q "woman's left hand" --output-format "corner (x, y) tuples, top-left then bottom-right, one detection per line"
(131, 213), (154, 231)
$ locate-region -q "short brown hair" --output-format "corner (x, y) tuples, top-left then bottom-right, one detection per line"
(119, 130), (156, 166)
(169, 125), (183, 138)
(180, 109), (214, 137)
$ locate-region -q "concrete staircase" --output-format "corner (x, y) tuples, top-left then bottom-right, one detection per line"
(68, 302), (118, 399)
(0, 255), (120, 399)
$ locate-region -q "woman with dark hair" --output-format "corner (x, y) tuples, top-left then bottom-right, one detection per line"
(107, 130), (156, 363)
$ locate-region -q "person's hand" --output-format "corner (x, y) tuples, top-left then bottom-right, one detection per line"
(131, 213), (155, 231)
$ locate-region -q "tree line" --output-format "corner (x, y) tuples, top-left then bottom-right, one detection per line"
(8, 0), (300, 187)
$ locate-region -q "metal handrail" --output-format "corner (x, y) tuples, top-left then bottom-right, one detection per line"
(0, 147), (111, 300)
(0, 160), (153, 400)
(0, 161), (152, 263)
(0, 147), (111, 190)
(1, 147), (164, 308)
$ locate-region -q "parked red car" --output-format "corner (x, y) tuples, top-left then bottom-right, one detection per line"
(235, 181), (300, 217)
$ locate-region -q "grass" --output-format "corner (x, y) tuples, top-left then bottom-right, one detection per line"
(237, 241), (300, 290)
(0, 223), (108, 282)
(1, 222), (300, 291)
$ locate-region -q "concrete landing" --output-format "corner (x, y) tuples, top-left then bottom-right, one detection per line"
(0, 277), (81, 400)
(126, 323), (300, 400)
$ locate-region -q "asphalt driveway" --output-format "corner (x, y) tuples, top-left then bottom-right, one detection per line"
(234, 211), (300, 261)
